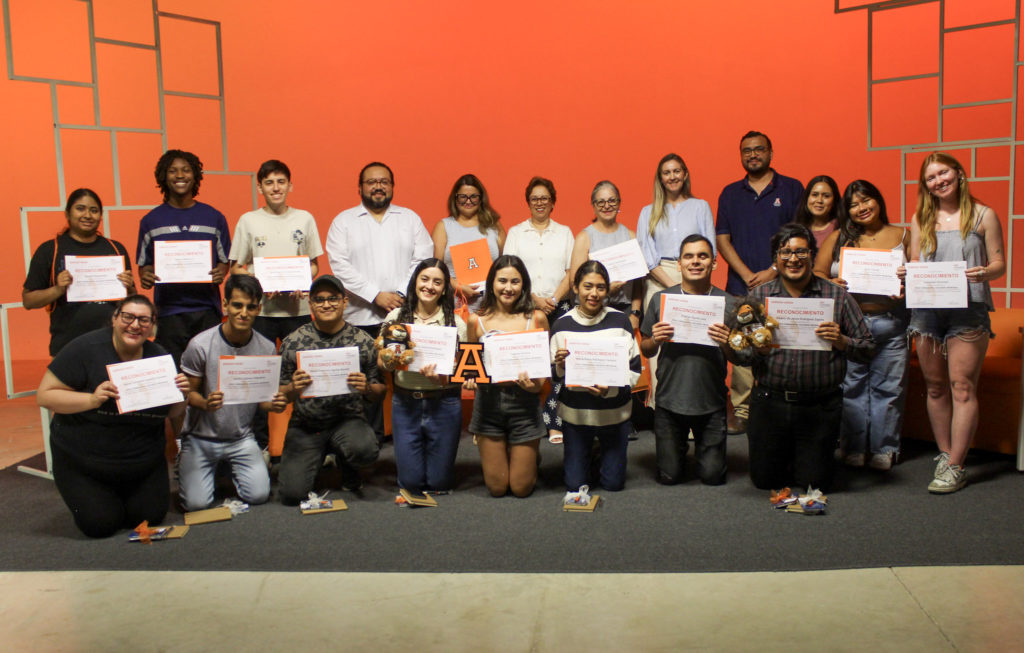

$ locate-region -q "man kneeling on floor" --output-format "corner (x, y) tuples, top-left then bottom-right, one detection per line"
(277, 274), (384, 504)
(179, 274), (287, 511)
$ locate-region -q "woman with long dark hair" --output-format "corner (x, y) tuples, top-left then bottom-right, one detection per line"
(794, 174), (843, 248)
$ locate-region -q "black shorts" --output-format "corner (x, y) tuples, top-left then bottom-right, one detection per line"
(469, 384), (545, 444)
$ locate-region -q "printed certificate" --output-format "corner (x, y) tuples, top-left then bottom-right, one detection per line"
(905, 261), (968, 309)
(449, 238), (493, 285)
(589, 239), (649, 283)
(766, 297), (835, 351)
(218, 355), (282, 406)
(106, 354), (181, 414)
(564, 333), (630, 387)
(406, 323), (459, 375)
(297, 347), (361, 397)
(253, 256), (313, 293)
(64, 255), (127, 302)
(483, 329), (552, 383)
(154, 240), (212, 283)
(838, 247), (903, 296)
(659, 293), (726, 346)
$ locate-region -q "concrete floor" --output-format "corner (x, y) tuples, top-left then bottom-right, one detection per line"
(3, 395), (1024, 652)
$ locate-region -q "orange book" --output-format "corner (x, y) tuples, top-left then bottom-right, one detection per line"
(448, 238), (493, 285)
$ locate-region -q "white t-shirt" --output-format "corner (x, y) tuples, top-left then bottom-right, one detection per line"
(503, 219), (574, 299)
(229, 207), (324, 317)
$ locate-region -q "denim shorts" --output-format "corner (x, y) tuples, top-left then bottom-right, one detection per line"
(907, 302), (992, 343)
(469, 384), (545, 444)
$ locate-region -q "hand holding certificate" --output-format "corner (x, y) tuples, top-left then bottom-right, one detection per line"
(297, 347), (361, 397)
(905, 261), (968, 308)
(106, 355), (183, 413)
(253, 256), (313, 293)
(155, 240), (213, 283)
(659, 293), (726, 346)
(483, 330), (551, 383)
(589, 239), (649, 283)
(838, 247), (903, 296)
(65, 255), (128, 302)
(766, 297), (835, 351)
(219, 355), (282, 405)
(407, 324), (459, 376)
(563, 334), (630, 387)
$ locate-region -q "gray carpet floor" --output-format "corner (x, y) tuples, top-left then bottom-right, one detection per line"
(2, 433), (1022, 573)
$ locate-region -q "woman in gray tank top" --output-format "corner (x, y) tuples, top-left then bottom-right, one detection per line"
(907, 152), (1006, 494)
(431, 174), (505, 312)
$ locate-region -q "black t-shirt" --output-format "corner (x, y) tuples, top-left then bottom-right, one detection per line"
(48, 327), (173, 465)
(23, 233), (132, 356)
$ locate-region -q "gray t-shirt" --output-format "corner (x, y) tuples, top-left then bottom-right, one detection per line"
(180, 324), (277, 441)
(640, 285), (734, 415)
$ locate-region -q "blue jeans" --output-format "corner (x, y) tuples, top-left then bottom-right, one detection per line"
(841, 312), (908, 456)
(562, 420), (630, 491)
(178, 436), (270, 511)
(391, 392), (462, 493)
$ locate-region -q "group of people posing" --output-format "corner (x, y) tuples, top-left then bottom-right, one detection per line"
(24, 130), (1006, 538)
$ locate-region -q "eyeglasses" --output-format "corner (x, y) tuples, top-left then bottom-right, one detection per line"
(529, 196), (552, 205)
(456, 193), (481, 204)
(593, 199), (620, 209)
(116, 311), (153, 327)
(310, 295), (343, 306)
(777, 248), (811, 260)
(362, 178), (393, 188)
(741, 146), (768, 157)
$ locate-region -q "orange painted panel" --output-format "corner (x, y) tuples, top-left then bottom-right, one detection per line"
(56, 84), (95, 125)
(942, 25), (1015, 105)
(1014, 146), (1024, 215)
(871, 2), (939, 80)
(92, 0), (156, 45)
(944, 0), (1016, 28)
(164, 96), (223, 171)
(6, 0), (92, 82)
(975, 145), (1010, 178)
(60, 128), (115, 205)
(872, 78), (939, 147)
(158, 16), (220, 96)
(1, 307), (50, 389)
(942, 103), (1013, 142)
(105, 209), (149, 257)
(115, 132), (167, 206)
(23, 210), (72, 265)
(96, 43), (161, 129)
(1013, 220), (1024, 288)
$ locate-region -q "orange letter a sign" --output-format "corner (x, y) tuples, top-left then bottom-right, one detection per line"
(451, 343), (489, 383)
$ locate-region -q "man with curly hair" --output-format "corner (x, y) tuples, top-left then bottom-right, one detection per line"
(136, 149), (231, 367)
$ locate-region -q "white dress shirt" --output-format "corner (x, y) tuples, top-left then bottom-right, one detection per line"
(325, 203), (433, 326)
(503, 219), (574, 299)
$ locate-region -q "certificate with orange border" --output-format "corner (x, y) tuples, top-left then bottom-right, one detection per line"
(659, 293), (725, 346)
(297, 347), (360, 397)
(218, 355), (282, 405)
(65, 255), (127, 302)
(105, 354), (181, 414)
(154, 240), (213, 283)
(253, 256), (313, 292)
(838, 247), (902, 296)
(482, 328), (551, 383)
(449, 238), (492, 285)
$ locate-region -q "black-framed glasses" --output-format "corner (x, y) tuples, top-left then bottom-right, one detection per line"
(741, 145), (768, 156)
(593, 199), (620, 209)
(777, 248), (811, 260)
(310, 295), (343, 306)
(456, 193), (481, 204)
(116, 311), (153, 327)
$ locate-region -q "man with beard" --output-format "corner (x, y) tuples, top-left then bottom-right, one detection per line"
(714, 131), (803, 436)
(325, 162), (433, 440)
(728, 223), (872, 492)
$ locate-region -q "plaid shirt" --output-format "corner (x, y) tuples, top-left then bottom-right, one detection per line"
(730, 275), (874, 393)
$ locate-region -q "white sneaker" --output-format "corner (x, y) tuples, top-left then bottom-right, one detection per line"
(843, 452), (866, 468)
(928, 463), (966, 494)
(933, 451), (950, 477)
(869, 452), (893, 471)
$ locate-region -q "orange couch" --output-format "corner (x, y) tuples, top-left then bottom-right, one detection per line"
(903, 307), (1023, 462)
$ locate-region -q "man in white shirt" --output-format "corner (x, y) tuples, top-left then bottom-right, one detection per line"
(325, 161), (433, 439)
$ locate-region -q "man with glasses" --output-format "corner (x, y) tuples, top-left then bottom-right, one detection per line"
(177, 274), (286, 511)
(727, 223), (872, 492)
(276, 274), (384, 503)
(325, 162), (433, 441)
(715, 131), (804, 436)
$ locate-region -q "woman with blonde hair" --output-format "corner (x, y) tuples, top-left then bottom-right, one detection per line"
(907, 152), (1005, 493)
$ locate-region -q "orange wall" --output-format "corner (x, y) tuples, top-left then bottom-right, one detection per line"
(2, 0), (1021, 391)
